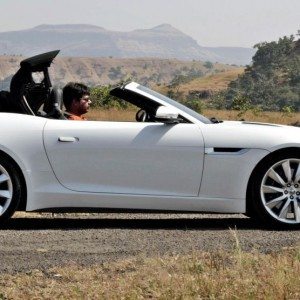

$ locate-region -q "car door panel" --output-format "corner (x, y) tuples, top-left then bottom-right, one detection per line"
(43, 120), (204, 197)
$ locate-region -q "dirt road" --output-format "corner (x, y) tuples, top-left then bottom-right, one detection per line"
(1, 213), (300, 274)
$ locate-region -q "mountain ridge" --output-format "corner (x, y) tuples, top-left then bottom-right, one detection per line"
(0, 24), (255, 65)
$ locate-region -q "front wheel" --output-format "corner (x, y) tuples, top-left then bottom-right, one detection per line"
(0, 157), (22, 223)
(251, 151), (300, 228)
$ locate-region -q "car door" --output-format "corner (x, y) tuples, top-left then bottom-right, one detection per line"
(43, 120), (204, 197)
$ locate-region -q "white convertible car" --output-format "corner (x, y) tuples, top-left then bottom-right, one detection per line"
(0, 51), (299, 228)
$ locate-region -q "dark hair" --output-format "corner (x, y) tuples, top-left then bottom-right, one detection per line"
(63, 82), (90, 110)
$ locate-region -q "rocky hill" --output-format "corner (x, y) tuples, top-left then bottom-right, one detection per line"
(0, 24), (255, 65)
(0, 54), (239, 91)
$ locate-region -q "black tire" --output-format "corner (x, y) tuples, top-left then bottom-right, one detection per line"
(0, 156), (22, 224)
(250, 150), (300, 229)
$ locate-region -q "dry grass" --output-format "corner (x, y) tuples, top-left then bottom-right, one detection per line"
(155, 68), (244, 96)
(87, 108), (137, 122)
(1, 242), (300, 299)
(175, 68), (245, 93)
(86, 108), (300, 125)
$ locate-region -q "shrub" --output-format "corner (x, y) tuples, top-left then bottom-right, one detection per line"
(204, 61), (214, 69)
(90, 86), (130, 110)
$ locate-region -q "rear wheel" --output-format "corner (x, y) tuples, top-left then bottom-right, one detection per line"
(0, 157), (22, 223)
(251, 151), (300, 228)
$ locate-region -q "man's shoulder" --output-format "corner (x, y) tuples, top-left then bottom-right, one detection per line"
(64, 112), (87, 121)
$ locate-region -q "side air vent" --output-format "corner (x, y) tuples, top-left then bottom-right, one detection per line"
(214, 148), (243, 152)
(205, 147), (248, 155)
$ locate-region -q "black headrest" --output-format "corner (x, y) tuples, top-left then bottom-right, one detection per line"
(43, 86), (66, 119)
(44, 86), (63, 113)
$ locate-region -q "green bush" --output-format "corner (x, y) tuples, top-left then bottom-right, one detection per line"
(184, 99), (205, 113)
(224, 34), (300, 111)
(204, 61), (213, 69)
(90, 86), (130, 110)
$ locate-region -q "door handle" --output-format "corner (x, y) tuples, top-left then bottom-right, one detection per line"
(58, 137), (78, 142)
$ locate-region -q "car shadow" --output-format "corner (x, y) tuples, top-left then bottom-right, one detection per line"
(0, 215), (282, 231)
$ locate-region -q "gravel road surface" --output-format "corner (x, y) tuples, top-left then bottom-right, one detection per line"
(1, 213), (300, 274)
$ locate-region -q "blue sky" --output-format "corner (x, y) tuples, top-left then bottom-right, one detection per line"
(1, 0), (300, 47)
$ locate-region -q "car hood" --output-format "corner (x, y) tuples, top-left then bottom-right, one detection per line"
(201, 120), (300, 151)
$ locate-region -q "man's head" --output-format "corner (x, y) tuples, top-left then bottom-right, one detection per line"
(63, 82), (91, 116)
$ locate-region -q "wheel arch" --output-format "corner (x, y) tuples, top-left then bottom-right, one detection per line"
(246, 147), (300, 215)
(0, 149), (27, 211)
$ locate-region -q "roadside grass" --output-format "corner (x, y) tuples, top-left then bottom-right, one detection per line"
(1, 236), (300, 299)
(86, 108), (300, 125)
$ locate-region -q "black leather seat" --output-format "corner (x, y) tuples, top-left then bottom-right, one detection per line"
(0, 91), (12, 112)
(43, 86), (66, 119)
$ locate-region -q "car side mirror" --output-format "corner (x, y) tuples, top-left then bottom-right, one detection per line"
(155, 106), (181, 124)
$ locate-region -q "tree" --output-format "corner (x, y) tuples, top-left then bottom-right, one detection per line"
(224, 34), (300, 111)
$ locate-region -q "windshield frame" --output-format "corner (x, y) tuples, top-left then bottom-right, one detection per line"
(130, 83), (212, 124)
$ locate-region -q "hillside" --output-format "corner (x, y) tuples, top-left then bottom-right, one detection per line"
(0, 55), (239, 90)
(156, 68), (244, 95)
(225, 36), (300, 111)
(0, 24), (255, 65)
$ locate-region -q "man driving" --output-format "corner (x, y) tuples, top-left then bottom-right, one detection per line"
(63, 82), (91, 120)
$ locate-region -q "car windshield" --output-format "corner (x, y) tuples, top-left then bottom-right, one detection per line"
(136, 85), (212, 124)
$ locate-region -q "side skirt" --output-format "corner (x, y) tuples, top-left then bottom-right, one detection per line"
(27, 189), (245, 214)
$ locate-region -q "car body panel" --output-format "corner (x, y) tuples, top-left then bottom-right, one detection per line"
(43, 120), (205, 197)
(201, 121), (300, 150)
(0, 113), (58, 209)
(200, 148), (269, 199)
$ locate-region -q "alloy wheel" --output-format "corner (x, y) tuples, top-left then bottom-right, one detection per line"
(0, 164), (13, 217)
(260, 158), (300, 224)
